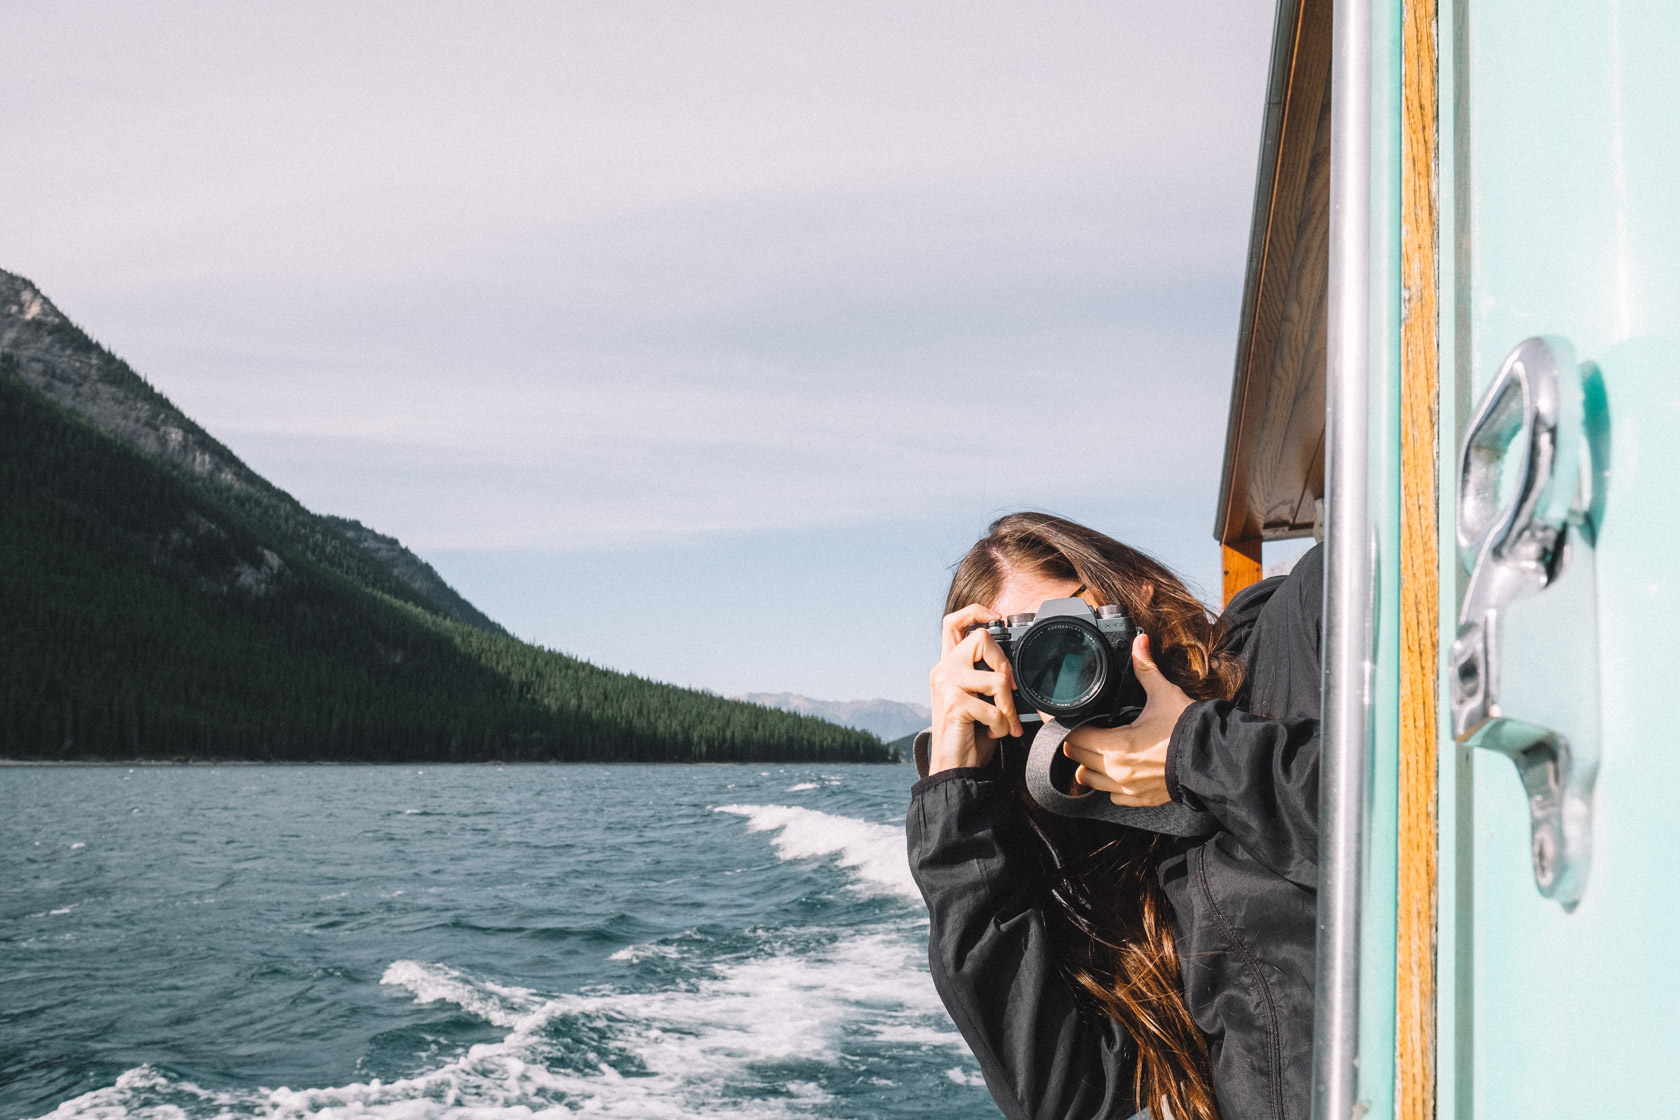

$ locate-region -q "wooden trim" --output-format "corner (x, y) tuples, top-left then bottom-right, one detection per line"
(1221, 537), (1263, 605)
(1397, 0), (1441, 1115)
(1216, 0), (1332, 546)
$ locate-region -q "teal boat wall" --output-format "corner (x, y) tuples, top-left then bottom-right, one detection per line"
(1353, 0), (1402, 1116)
(1440, 2), (1680, 1115)
(1434, 1), (1469, 1116)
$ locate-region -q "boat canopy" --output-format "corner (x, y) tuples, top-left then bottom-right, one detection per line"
(1215, 0), (1332, 600)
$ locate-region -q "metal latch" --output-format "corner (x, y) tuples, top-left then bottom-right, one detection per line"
(1449, 336), (1605, 909)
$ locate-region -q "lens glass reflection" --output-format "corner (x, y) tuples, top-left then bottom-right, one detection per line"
(1018, 625), (1103, 710)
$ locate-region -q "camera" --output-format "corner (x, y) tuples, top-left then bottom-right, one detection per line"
(986, 597), (1147, 727)
(969, 597), (1213, 834)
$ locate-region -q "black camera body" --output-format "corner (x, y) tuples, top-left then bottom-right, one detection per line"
(959, 597), (1213, 835)
(986, 597), (1147, 727)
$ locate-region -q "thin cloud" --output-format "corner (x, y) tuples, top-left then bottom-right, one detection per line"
(1, 1), (1276, 697)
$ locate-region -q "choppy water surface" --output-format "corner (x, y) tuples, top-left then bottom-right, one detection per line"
(1, 764), (996, 1119)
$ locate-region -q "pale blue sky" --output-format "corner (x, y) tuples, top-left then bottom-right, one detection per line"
(3, 1), (1279, 704)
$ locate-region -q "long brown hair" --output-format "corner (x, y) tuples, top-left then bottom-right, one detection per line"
(945, 512), (1242, 1120)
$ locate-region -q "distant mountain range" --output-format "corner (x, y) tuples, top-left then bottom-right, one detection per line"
(0, 268), (892, 764)
(736, 693), (930, 743)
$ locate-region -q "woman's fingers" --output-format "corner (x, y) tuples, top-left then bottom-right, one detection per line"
(933, 629), (994, 687)
(1065, 749), (1144, 790)
(948, 666), (1022, 735)
(962, 631), (1022, 735)
(952, 691), (1015, 740)
(1072, 763), (1162, 805)
(928, 604), (1013, 772)
(1071, 764), (1158, 805)
(966, 628), (1013, 675)
(1062, 726), (1170, 804)
(945, 628), (1016, 689)
(1062, 728), (1127, 773)
(1060, 736), (1105, 769)
(942, 604), (1002, 655)
(1131, 632), (1194, 709)
(948, 666), (1007, 694)
(927, 604), (1026, 767)
(1131, 632), (1160, 676)
(1072, 763), (1120, 792)
(931, 639), (1020, 738)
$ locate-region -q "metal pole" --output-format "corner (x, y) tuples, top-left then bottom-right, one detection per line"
(1314, 0), (1374, 1115)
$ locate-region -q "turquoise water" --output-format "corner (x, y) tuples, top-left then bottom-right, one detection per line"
(1, 764), (997, 1119)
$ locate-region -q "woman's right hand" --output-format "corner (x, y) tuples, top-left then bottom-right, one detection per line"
(927, 605), (1025, 773)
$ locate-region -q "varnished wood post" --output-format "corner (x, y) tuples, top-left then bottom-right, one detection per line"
(1221, 536), (1263, 605)
(1397, 0), (1440, 1115)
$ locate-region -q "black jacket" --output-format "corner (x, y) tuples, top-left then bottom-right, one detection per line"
(907, 545), (1323, 1120)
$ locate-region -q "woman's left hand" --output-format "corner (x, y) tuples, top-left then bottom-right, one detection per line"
(1059, 633), (1196, 807)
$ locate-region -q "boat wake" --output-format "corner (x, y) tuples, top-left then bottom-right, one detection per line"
(29, 803), (972, 1120)
(713, 803), (918, 903)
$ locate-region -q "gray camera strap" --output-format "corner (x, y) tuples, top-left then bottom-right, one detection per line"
(1024, 718), (1216, 836)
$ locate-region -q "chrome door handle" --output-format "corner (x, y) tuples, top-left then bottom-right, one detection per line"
(1449, 336), (1605, 908)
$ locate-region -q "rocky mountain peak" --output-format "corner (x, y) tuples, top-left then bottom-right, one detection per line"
(0, 268), (253, 495)
(0, 267), (505, 636)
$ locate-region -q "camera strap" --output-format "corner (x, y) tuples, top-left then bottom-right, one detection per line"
(1024, 718), (1217, 836)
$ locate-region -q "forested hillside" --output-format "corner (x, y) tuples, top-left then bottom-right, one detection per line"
(0, 279), (891, 763)
(0, 270), (505, 631)
(322, 515), (507, 635)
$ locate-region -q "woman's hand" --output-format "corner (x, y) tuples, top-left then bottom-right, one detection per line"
(1060, 634), (1195, 807)
(927, 605), (1025, 773)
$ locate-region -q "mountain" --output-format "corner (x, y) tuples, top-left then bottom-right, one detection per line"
(735, 693), (930, 742)
(321, 515), (506, 635)
(0, 269), (891, 764)
(0, 271), (499, 632)
(884, 731), (920, 762)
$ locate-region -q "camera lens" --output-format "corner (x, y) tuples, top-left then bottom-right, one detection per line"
(1015, 623), (1106, 713)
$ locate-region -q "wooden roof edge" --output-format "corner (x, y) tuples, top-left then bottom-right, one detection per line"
(1264, 522), (1318, 541)
(1213, 0), (1308, 545)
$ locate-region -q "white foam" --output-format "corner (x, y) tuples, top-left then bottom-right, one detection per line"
(784, 782), (817, 792)
(607, 943), (681, 963)
(379, 960), (550, 1032)
(23, 904), (78, 919)
(35, 935), (963, 1120)
(30, 802), (966, 1119)
(714, 805), (917, 903)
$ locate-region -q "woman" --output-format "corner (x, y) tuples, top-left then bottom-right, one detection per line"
(908, 512), (1321, 1120)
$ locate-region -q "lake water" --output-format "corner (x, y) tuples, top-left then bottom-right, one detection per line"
(1, 764), (998, 1120)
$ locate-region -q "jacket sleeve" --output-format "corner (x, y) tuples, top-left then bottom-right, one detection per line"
(907, 770), (1139, 1120)
(1165, 702), (1319, 888)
